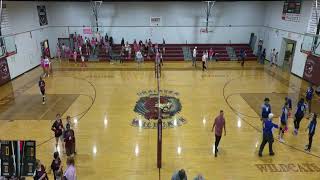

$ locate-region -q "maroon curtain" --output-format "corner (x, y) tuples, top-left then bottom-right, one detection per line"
(0, 57), (11, 86)
(303, 55), (320, 85)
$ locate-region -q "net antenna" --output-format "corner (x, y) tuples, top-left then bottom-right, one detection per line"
(91, 1), (103, 32)
(203, 1), (215, 32)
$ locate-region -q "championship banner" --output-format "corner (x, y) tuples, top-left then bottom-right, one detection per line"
(282, 0), (301, 22)
(0, 57), (11, 86)
(303, 55), (320, 85)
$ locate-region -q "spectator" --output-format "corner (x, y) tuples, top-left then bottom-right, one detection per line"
(109, 36), (114, 47)
(33, 159), (48, 180)
(259, 48), (266, 64)
(121, 37), (125, 47)
(56, 44), (61, 62)
(51, 152), (62, 180)
(274, 52), (279, 66)
(120, 46), (125, 63)
(105, 33), (108, 42)
(192, 47), (197, 67)
(270, 48), (275, 66)
(63, 157), (76, 180)
(171, 169), (187, 180)
(136, 50), (144, 64)
(239, 49), (246, 67)
(162, 38), (166, 54)
(209, 48), (213, 61)
(133, 39), (139, 55)
(125, 41), (130, 59)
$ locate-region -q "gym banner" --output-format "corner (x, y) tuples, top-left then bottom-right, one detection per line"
(303, 55), (320, 85)
(0, 57), (10, 86)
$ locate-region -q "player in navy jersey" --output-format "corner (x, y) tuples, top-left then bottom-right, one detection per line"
(38, 77), (46, 104)
(293, 98), (306, 135)
(305, 113), (317, 152)
(305, 84), (314, 116)
(261, 98), (271, 122)
(278, 102), (288, 143)
(51, 113), (65, 152)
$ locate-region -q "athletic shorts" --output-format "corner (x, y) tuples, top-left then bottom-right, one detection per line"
(280, 120), (287, 126)
(40, 89), (45, 95)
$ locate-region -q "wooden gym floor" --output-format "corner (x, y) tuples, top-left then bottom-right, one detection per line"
(0, 60), (320, 180)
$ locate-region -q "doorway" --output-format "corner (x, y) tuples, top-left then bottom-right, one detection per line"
(280, 38), (296, 72)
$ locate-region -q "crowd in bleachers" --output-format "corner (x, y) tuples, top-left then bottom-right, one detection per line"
(55, 32), (166, 63)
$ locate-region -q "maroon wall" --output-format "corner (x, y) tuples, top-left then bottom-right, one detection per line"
(303, 55), (320, 86)
(0, 57), (11, 86)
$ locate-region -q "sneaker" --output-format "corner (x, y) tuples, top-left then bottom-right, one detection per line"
(304, 148), (310, 152)
(258, 153), (262, 157)
(214, 153), (217, 157)
(42, 101), (45, 105)
(269, 152), (275, 156)
(279, 138), (285, 143)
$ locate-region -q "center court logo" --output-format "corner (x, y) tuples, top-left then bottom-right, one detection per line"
(131, 90), (186, 129)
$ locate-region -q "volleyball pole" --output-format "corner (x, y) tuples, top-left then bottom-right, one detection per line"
(156, 59), (162, 169)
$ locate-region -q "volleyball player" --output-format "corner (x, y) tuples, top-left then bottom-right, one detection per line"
(51, 114), (65, 152)
(305, 113), (317, 152)
(66, 116), (76, 154)
(64, 123), (75, 157)
(278, 102), (288, 142)
(305, 84), (314, 117)
(39, 77), (46, 105)
(261, 98), (271, 122)
(293, 98), (306, 136)
(285, 96), (292, 117)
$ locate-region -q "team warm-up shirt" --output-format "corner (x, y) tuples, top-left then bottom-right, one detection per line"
(306, 87), (314, 100)
(280, 106), (288, 123)
(295, 101), (306, 117)
(261, 103), (271, 119)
